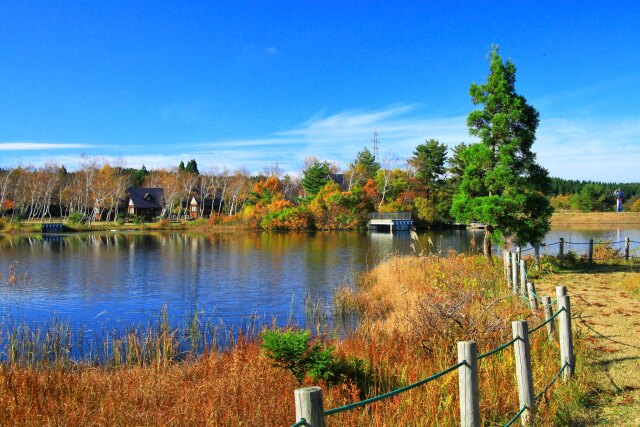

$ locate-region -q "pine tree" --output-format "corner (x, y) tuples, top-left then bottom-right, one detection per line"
(354, 147), (380, 179)
(185, 159), (199, 174)
(301, 161), (330, 198)
(410, 139), (447, 190)
(451, 46), (553, 259)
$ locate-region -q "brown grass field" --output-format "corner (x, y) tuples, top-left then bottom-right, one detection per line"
(535, 263), (640, 426)
(0, 254), (591, 426)
(551, 212), (640, 227)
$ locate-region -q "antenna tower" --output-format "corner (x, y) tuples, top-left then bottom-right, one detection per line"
(371, 130), (379, 159)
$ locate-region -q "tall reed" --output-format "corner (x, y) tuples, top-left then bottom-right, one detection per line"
(0, 254), (588, 425)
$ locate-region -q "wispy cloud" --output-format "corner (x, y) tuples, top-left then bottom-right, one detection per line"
(537, 117), (640, 182)
(1, 106), (639, 182)
(0, 142), (92, 151)
(265, 46), (278, 55)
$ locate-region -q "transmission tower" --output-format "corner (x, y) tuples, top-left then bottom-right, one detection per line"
(371, 130), (379, 160)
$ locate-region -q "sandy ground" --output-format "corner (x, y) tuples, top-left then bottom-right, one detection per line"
(536, 265), (640, 426)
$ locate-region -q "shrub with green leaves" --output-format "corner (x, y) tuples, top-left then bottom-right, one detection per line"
(68, 212), (85, 224)
(260, 329), (336, 383)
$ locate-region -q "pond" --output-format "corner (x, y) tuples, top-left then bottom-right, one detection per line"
(1, 227), (639, 331)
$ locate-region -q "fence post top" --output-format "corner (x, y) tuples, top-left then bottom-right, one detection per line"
(457, 340), (476, 346)
(512, 319), (528, 327)
(295, 386), (322, 393)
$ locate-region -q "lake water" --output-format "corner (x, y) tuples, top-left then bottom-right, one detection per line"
(1, 227), (639, 330)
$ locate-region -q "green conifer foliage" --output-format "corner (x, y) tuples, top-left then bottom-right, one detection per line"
(301, 161), (330, 198)
(451, 46), (553, 259)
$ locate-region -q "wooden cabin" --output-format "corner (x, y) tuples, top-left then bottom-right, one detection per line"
(127, 188), (164, 220)
(188, 195), (223, 219)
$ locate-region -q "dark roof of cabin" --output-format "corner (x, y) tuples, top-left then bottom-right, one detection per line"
(186, 195), (223, 208)
(327, 173), (346, 188)
(128, 187), (164, 209)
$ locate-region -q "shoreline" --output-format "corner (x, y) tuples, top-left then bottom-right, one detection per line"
(3, 211), (640, 236)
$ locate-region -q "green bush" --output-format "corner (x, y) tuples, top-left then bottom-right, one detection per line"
(130, 214), (144, 225)
(68, 212), (86, 224)
(260, 329), (336, 383)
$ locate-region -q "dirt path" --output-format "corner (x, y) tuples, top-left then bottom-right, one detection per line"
(536, 265), (640, 426)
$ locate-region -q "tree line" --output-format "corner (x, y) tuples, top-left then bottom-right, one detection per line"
(0, 141), (467, 228)
(3, 47), (636, 256)
(549, 178), (640, 212)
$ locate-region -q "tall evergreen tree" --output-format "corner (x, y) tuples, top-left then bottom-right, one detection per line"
(410, 139), (447, 190)
(185, 159), (199, 174)
(447, 143), (468, 187)
(178, 161), (185, 172)
(451, 47), (553, 259)
(354, 147), (380, 179)
(301, 161), (330, 198)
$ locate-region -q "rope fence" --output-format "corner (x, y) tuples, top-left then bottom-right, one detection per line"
(503, 406), (528, 427)
(529, 308), (564, 334)
(535, 363), (570, 401)
(323, 361), (466, 417)
(477, 337), (518, 360)
(506, 237), (640, 270)
(290, 285), (575, 427)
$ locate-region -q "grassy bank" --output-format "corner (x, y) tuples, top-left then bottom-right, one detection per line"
(551, 211), (640, 226)
(535, 264), (640, 426)
(0, 254), (588, 425)
(0, 218), (247, 234)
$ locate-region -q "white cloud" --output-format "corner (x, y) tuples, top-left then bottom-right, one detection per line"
(1, 106), (639, 182)
(265, 46), (278, 55)
(0, 142), (92, 151)
(537, 117), (640, 181)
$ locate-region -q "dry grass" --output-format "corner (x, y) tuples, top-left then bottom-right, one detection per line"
(535, 264), (640, 426)
(329, 254), (585, 426)
(0, 254), (588, 426)
(0, 340), (298, 426)
(551, 212), (640, 226)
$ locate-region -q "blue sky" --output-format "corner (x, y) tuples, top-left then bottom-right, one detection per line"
(1, 1), (639, 181)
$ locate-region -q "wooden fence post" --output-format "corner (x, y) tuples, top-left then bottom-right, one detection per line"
(519, 260), (527, 297)
(556, 285), (567, 299)
(542, 296), (555, 342)
(625, 237), (630, 262)
(458, 341), (480, 427)
(512, 320), (535, 426)
(504, 251), (511, 283)
(588, 239), (594, 264)
(558, 238), (564, 266)
(526, 282), (539, 311)
(534, 244), (540, 271)
(511, 252), (519, 294)
(558, 295), (574, 381)
(516, 246), (522, 263)
(295, 387), (324, 427)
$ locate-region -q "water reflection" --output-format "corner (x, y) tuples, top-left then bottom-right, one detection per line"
(1, 227), (639, 330)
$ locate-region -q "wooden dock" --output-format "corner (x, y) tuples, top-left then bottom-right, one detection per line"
(368, 212), (413, 232)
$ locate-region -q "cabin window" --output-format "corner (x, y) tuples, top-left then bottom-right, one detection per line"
(128, 207), (134, 214)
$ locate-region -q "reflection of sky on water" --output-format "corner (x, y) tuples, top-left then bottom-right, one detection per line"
(1, 227), (639, 329)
